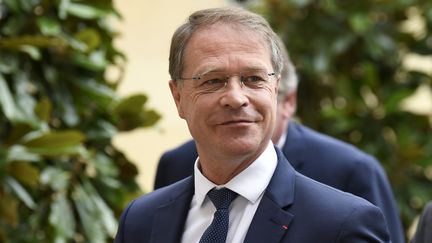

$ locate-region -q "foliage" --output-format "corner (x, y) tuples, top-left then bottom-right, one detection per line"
(0, 0), (160, 242)
(243, 0), (432, 238)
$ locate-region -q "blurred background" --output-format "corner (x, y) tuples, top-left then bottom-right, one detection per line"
(0, 0), (431, 242)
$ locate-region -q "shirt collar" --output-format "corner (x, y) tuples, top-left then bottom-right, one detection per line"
(193, 142), (278, 206)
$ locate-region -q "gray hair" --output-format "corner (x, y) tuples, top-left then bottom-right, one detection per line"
(169, 7), (284, 80)
(277, 36), (299, 99)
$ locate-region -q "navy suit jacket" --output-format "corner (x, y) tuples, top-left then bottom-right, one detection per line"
(116, 148), (390, 242)
(154, 122), (404, 243)
(411, 202), (432, 243)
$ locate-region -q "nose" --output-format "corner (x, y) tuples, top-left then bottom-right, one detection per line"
(219, 76), (249, 109)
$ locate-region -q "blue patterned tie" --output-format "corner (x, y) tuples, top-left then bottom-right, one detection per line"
(199, 188), (238, 243)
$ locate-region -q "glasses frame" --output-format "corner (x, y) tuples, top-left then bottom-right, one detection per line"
(175, 70), (277, 93)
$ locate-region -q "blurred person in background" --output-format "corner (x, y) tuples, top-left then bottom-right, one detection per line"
(411, 202), (432, 243)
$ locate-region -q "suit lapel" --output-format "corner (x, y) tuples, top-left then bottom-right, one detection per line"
(244, 148), (296, 243)
(150, 178), (194, 243)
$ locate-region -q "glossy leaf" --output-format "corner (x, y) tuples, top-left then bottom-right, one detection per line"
(6, 145), (41, 162)
(0, 74), (24, 122)
(40, 167), (71, 191)
(66, 3), (109, 19)
(5, 176), (36, 209)
(37, 17), (61, 36)
(23, 130), (85, 148)
(49, 193), (75, 241)
(9, 161), (40, 187)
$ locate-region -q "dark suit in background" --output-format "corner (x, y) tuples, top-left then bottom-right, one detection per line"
(411, 202), (432, 243)
(154, 122), (405, 243)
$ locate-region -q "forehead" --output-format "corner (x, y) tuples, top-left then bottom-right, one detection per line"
(183, 23), (272, 73)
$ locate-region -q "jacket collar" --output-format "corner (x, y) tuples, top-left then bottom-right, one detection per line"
(150, 178), (194, 243)
(243, 147), (295, 242)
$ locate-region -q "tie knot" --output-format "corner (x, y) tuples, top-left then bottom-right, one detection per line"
(207, 188), (238, 210)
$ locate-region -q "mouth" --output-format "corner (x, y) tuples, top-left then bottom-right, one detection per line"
(219, 119), (254, 125)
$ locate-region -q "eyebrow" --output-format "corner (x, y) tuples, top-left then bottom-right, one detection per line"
(196, 66), (269, 76)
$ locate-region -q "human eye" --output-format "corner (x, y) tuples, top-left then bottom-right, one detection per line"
(197, 73), (226, 92)
(241, 71), (267, 88)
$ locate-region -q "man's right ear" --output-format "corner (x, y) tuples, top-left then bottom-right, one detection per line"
(168, 80), (185, 118)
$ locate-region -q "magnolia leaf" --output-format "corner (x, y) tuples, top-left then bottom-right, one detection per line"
(114, 94), (148, 114)
(27, 145), (87, 157)
(20, 45), (41, 60)
(73, 184), (106, 242)
(86, 120), (117, 141)
(6, 145), (41, 162)
(0, 193), (19, 226)
(5, 177), (36, 209)
(71, 50), (109, 71)
(9, 161), (40, 187)
(82, 179), (118, 236)
(40, 167), (71, 191)
(74, 28), (101, 53)
(72, 77), (118, 106)
(49, 193), (75, 240)
(0, 74), (25, 122)
(37, 17), (61, 36)
(34, 97), (52, 122)
(66, 3), (109, 19)
(23, 130), (85, 148)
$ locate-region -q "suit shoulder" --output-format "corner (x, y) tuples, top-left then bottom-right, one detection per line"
(293, 172), (389, 238)
(124, 179), (192, 218)
(296, 124), (380, 167)
(159, 140), (197, 164)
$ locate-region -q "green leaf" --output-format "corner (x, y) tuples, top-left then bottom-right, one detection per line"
(34, 97), (52, 122)
(0, 193), (19, 226)
(0, 73), (25, 122)
(37, 17), (61, 36)
(92, 152), (119, 177)
(5, 176), (36, 209)
(86, 120), (117, 141)
(74, 28), (101, 53)
(19, 45), (41, 60)
(66, 3), (109, 19)
(349, 14), (371, 34)
(58, 0), (71, 19)
(86, 183), (118, 236)
(6, 145), (41, 162)
(115, 94), (148, 114)
(9, 161), (40, 187)
(0, 35), (68, 50)
(72, 77), (118, 105)
(385, 89), (414, 113)
(71, 50), (109, 71)
(27, 145), (87, 157)
(23, 130), (85, 148)
(40, 167), (71, 191)
(73, 184), (107, 242)
(49, 193), (76, 241)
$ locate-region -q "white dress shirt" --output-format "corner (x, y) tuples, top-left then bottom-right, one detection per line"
(180, 142), (278, 243)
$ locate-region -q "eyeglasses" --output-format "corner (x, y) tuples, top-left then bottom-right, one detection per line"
(177, 70), (277, 93)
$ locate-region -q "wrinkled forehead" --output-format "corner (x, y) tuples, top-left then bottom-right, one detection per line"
(183, 23), (272, 71)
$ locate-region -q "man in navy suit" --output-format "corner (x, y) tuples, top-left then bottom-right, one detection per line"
(115, 7), (390, 242)
(153, 14), (405, 243)
(411, 202), (432, 243)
